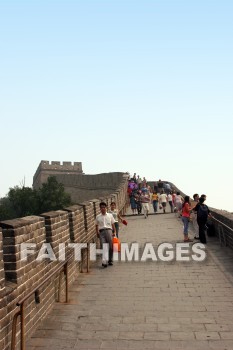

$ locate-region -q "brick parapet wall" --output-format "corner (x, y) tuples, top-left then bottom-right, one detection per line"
(40, 210), (70, 258)
(76, 202), (96, 243)
(1, 216), (46, 285)
(91, 199), (101, 218)
(34, 171), (128, 203)
(0, 175), (129, 350)
(64, 205), (86, 243)
(0, 216), (49, 350)
(7, 175), (233, 350)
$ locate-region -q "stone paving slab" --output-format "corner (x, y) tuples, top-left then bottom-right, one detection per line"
(26, 206), (233, 349)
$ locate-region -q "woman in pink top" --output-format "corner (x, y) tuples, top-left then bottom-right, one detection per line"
(182, 196), (192, 242)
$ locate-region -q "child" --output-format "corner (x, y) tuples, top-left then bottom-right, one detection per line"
(109, 202), (123, 238)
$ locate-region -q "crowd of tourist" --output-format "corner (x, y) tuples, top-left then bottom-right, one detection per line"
(127, 173), (176, 217)
(95, 173), (211, 268)
(127, 173), (211, 245)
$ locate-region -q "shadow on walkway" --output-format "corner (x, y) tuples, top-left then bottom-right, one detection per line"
(26, 208), (233, 350)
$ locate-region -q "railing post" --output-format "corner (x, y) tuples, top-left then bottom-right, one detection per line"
(11, 257), (72, 350)
(11, 311), (21, 350)
(218, 225), (222, 246)
(58, 270), (63, 302)
(87, 243), (90, 273)
(221, 226), (227, 247)
(65, 262), (69, 303)
(80, 249), (84, 273)
(20, 303), (25, 350)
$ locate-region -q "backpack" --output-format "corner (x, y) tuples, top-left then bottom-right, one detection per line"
(197, 204), (209, 221)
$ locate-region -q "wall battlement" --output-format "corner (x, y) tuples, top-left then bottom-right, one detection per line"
(1, 173), (233, 350)
(33, 161), (127, 204)
(0, 173), (129, 350)
(33, 160), (83, 189)
(40, 160), (82, 168)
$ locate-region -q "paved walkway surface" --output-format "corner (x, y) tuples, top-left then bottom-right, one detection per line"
(27, 205), (233, 350)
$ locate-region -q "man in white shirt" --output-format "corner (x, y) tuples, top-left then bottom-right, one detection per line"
(167, 192), (173, 212)
(159, 191), (168, 213)
(95, 202), (115, 268)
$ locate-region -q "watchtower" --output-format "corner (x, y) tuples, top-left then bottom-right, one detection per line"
(33, 160), (83, 189)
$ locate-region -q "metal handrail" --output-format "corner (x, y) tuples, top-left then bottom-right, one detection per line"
(11, 256), (71, 350)
(211, 216), (233, 247)
(211, 216), (233, 233)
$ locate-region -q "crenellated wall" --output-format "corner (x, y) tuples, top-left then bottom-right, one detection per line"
(59, 172), (129, 205)
(0, 175), (128, 350)
(33, 160), (83, 189)
(33, 160), (127, 204)
(3, 173), (232, 350)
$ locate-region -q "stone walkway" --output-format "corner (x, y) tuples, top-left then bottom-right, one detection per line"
(27, 205), (233, 350)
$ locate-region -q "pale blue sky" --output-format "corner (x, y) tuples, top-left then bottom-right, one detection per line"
(1, 0), (233, 211)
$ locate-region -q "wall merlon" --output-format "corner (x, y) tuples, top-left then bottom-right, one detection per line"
(64, 205), (84, 213)
(40, 210), (68, 219)
(0, 172), (129, 350)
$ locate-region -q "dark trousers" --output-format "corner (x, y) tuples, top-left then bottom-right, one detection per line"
(197, 220), (207, 244)
(99, 229), (113, 263)
(114, 222), (119, 238)
(152, 200), (158, 212)
(169, 201), (173, 212)
(137, 203), (142, 214)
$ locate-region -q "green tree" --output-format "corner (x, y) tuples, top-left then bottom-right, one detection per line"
(0, 197), (16, 220)
(37, 176), (71, 213)
(0, 177), (71, 221)
(8, 186), (38, 218)
(0, 187), (38, 220)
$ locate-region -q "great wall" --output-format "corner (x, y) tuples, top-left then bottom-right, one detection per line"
(1, 161), (233, 350)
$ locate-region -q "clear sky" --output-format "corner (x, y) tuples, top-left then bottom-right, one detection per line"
(1, 0), (233, 212)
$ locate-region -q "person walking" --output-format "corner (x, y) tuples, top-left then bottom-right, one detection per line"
(182, 196), (192, 242)
(141, 190), (150, 218)
(174, 191), (184, 217)
(151, 191), (159, 213)
(109, 202), (123, 238)
(167, 192), (174, 212)
(158, 179), (163, 194)
(159, 190), (168, 213)
(95, 202), (115, 268)
(130, 192), (137, 215)
(135, 191), (142, 215)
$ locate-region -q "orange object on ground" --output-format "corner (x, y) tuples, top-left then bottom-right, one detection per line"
(112, 236), (121, 252)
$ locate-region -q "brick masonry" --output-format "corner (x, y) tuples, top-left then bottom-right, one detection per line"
(33, 160), (128, 204)
(0, 174), (128, 350)
(2, 174), (232, 350)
